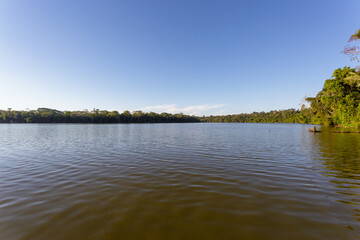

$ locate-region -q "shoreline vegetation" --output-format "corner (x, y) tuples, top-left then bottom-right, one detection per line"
(0, 108), (308, 124)
(1, 66), (359, 127)
(0, 109), (200, 124)
(0, 107), (308, 124)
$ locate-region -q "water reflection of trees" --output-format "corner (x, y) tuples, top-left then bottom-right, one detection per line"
(316, 130), (360, 179)
(312, 128), (360, 222)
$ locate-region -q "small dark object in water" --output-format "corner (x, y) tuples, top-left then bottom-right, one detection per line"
(308, 126), (320, 133)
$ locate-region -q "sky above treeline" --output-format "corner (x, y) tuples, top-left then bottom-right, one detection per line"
(0, 0), (359, 116)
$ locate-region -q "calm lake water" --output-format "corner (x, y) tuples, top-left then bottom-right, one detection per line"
(0, 123), (359, 240)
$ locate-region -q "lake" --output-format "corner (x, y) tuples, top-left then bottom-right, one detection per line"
(0, 123), (359, 239)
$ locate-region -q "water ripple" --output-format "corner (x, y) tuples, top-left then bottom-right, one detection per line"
(0, 123), (359, 239)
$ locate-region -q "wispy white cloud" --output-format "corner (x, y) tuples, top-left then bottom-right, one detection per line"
(142, 104), (225, 116)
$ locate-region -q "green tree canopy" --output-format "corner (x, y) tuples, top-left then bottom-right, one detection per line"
(306, 67), (360, 127)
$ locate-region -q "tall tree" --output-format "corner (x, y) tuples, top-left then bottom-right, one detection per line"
(306, 67), (360, 127)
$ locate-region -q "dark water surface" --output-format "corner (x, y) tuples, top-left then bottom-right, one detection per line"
(0, 123), (359, 240)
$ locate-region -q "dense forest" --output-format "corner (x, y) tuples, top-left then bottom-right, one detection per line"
(0, 109), (199, 123)
(0, 108), (309, 124)
(199, 109), (308, 124)
(1, 30), (359, 126)
(305, 66), (360, 127)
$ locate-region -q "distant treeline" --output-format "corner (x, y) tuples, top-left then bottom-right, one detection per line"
(1, 66), (359, 126)
(199, 109), (311, 124)
(0, 108), (311, 124)
(0, 108), (199, 123)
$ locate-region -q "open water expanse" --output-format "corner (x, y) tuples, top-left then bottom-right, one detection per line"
(0, 123), (359, 240)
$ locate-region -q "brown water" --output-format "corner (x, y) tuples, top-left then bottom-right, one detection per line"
(0, 123), (359, 240)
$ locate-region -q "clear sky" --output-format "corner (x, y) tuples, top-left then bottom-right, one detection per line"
(0, 0), (359, 116)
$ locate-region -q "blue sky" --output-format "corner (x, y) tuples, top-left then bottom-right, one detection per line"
(0, 0), (359, 115)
